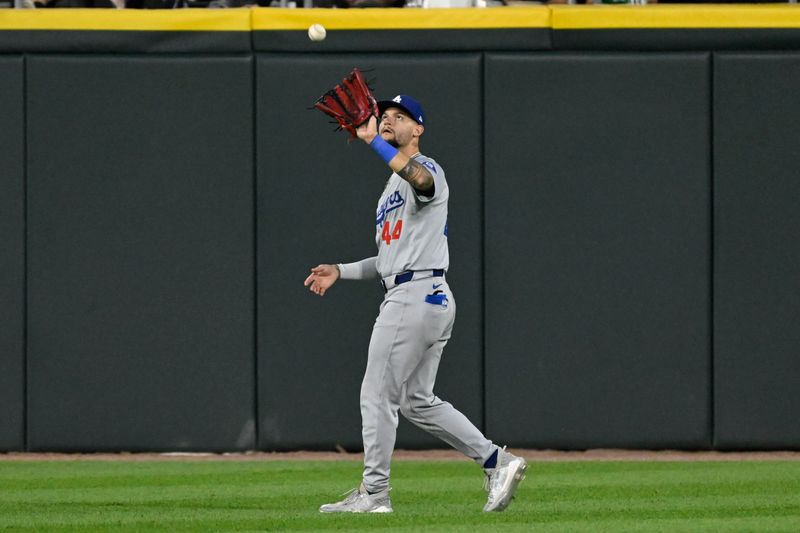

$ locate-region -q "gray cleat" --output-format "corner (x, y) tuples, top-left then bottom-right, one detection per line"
(483, 447), (528, 512)
(319, 483), (393, 513)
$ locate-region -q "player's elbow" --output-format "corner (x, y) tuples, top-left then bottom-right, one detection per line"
(414, 171), (434, 194)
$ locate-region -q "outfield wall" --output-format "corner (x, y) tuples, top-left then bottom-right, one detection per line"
(1, 7), (799, 452)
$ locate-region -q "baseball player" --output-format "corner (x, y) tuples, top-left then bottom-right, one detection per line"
(304, 95), (527, 513)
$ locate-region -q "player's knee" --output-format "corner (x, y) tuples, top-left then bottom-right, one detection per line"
(360, 386), (379, 409)
(399, 398), (415, 419)
(400, 394), (430, 421)
(361, 383), (396, 415)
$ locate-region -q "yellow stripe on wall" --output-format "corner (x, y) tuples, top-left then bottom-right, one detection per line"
(551, 5), (800, 30)
(251, 7), (551, 31)
(2, 6), (800, 33)
(0, 8), (251, 31)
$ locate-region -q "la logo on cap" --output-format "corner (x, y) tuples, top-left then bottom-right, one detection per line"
(393, 95), (402, 103)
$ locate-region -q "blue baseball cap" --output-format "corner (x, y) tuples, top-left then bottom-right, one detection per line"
(377, 95), (426, 125)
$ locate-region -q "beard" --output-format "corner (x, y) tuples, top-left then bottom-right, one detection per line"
(381, 129), (402, 148)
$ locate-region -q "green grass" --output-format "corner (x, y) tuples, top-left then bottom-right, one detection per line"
(0, 459), (799, 531)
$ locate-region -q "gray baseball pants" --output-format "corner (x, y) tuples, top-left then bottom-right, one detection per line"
(360, 276), (496, 493)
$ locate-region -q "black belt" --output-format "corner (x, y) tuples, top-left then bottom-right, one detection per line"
(381, 269), (445, 292)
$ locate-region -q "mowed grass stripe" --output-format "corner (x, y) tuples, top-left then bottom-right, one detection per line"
(0, 461), (798, 532)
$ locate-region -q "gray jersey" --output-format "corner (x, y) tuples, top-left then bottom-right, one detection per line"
(374, 153), (448, 279)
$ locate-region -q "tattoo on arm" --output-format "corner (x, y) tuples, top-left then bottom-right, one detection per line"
(398, 159), (434, 194)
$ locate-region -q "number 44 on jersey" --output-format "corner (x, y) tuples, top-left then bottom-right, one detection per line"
(381, 219), (403, 245)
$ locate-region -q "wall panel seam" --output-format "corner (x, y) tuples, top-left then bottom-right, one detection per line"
(22, 53), (29, 453)
(709, 50), (716, 451)
(252, 53), (260, 450)
(480, 51), (487, 436)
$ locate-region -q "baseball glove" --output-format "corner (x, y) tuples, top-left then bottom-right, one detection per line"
(314, 68), (379, 139)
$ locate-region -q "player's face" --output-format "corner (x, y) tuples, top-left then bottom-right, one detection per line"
(379, 108), (422, 148)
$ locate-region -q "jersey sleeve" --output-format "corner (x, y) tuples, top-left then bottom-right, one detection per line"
(411, 156), (446, 204)
(337, 256), (379, 280)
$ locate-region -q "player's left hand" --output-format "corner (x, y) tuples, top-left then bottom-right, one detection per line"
(356, 115), (379, 144)
(313, 68), (379, 140)
(304, 264), (340, 296)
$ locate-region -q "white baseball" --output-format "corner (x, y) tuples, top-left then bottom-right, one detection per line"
(308, 24), (327, 42)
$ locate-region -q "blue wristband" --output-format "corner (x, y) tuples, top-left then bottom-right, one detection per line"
(369, 136), (398, 164)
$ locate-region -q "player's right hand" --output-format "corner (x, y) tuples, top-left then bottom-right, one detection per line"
(304, 264), (340, 296)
